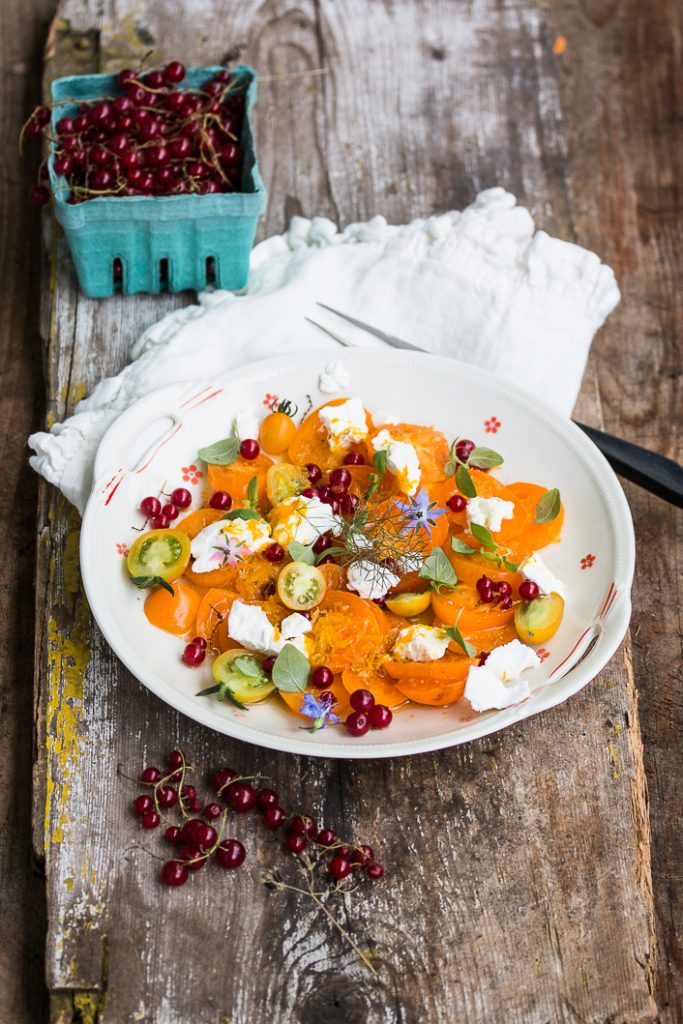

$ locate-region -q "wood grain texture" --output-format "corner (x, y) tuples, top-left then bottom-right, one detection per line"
(31, 0), (681, 1020)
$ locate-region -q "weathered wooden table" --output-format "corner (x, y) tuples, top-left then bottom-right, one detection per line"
(32, 1), (681, 1021)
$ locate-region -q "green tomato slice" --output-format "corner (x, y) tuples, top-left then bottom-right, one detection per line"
(277, 561), (327, 610)
(127, 528), (191, 582)
(212, 649), (275, 703)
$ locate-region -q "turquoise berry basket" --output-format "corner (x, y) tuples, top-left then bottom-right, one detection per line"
(48, 66), (267, 298)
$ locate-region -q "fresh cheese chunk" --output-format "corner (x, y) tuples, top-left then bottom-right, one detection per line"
(318, 361), (351, 394)
(227, 601), (312, 657)
(371, 429), (421, 496)
(318, 398), (369, 453)
(466, 495), (515, 534)
(464, 639), (541, 712)
(190, 517), (272, 573)
(346, 559), (400, 601)
(393, 624), (449, 662)
(269, 494), (343, 548)
(519, 551), (566, 599)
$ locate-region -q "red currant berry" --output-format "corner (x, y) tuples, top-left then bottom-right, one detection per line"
(56, 116), (75, 134)
(165, 825), (182, 845)
(141, 766), (161, 784)
(170, 487), (192, 509)
(496, 581), (512, 598)
(263, 806), (286, 829)
(116, 68), (137, 88)
(180, 843), (206, 870)
(368, 704), (393, 730)
(343, 451), (365, 466)
(351, 844), (374, 865)
(350, 689), (375, 712)
(262, 655), (276, 674)
(455, 439), (475, 462)
(225, 782), (257, 813)
(305, 463), (322, 483)
(319, 690), (336, 705)
(519, 580), (540, 601)
(286, 833), (306, 855)
(168, 135), (192, 158)
(161, 860), (189, 886)
(161, 502), (179, 520)
(209, 490), (232, 510)
(133, 794), (153, 816)
(192, 636), (207, 650)
(447, 494), (467, 513)
(499, 595), (512, 611)
(195, 823), (218, 851)
(141, 810), (161, 829)
(182, 642), (205, 667)
(34, 106), (51, 126)
(256, 788), (279, 810)
(317, 829), (336, 847)
(345, 711), (370, 737)
(476, 575), (493, 595)
(328, 856), (351, 880)
(53, 155), (73, 176)
(212, 767), (237, 794)
(479, 588), (494, 604)
(215, 839), (245, 869)
(478, 651), (490, 666)
(312, 534), (333, 554)
(157, 785), (178, 809)
(264, 543), (285, 562)
(204, 802), (222, 820)
(329, 467), (351, 491)
(340, 493), (360, 515)
(311, 666), (333, 689)
(167, 750), (184, 769)
(29, 185), (50, 206)
(300, 488), (316, 499)
(163, 60), (186, 84)
(181, 784), (197, 801)
(150, 514), (170, 529)
(290, 815), (317, 838)
(366, 862), (385, 880)
(180, 818), (203, 844)
(239, 439), (260, 460)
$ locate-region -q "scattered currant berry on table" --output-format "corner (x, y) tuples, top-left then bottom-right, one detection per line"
(447, 494), (467, 513)
(212, 767), (237, 794)
(286, 833), (307, 855)
(180, 843), (206, 870)
(204, 802), (222, 820)
(195, 823), (218, 850)
(161, 860), (189, 887)
(167, 750), (184, 770)
(290, 814), (317, 838)
(239, 438), (260, 460)
(165, 826), (182, 845)
(263, 806), (286, 829)
(188, 796), (203, 813)
(328, 856), (351, 880)
(345, 711), (370, 737)
(351, 844), (374, 865)
(182, 642), (206, 667)
(311, 665), (333, 689)
(256, 787), (279, 810)
(29, 184), (50, 206)
(225, 782), (257, 813)
(141, 766), (161, 784)
(140, 495), (161, 517)
(157, 785), (178, 809)
(215, 840), (246, 869)
(519, 580), (540, 601)
(209, 490), (232, 510)
(133, 794), (153, 816)
(141, 810), (161, 829)
(181, 784), (197, 801)
(368, 704), (392, 730)
(317, 829), (336, 847)
(350, 689), (375, 713)
(455, 439), (475, 462)
(366, 862), (385, 880)
(264, 543), (285, 562)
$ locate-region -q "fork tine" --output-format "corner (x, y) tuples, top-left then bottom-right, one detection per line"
(304, 317), (354, 347)
(315, 302), (426, 352)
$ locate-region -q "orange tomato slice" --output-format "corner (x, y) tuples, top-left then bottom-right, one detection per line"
(432, 583), (515, 631)
(310, 590), (382, 673)
(366, 423), (449, 484)
(184, 561), (239, 589)
(319, 562), (347, 591)
(176, 507), (224, 540)
(446, 545), (523, 589)
(288, 400), (374, 471)
(341, 668), (405, 707)
(144, 581), (203, 637)
(207, 452), (273, 505)
(194, 588), (241, 652)
(506, 482), (565, 552)
(385, 656), (474, 706)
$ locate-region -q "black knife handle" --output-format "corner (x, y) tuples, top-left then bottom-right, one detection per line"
(574, 422), (683, 508)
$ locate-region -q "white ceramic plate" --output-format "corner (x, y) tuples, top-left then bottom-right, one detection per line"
(80, 350), (635, 758)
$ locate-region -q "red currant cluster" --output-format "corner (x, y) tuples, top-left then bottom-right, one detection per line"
(140, 485), (192, 530)
(344, 687), (393, 736)
(301, 460), (363, 519)
(129, 749), (385, 888)
(476, 573), (539, 610)
(24, 61), (246, 207)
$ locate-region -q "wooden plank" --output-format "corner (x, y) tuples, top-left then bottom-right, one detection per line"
(34, 0), (665, 1020)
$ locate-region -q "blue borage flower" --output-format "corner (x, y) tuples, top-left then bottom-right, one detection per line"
(394, 488), (447, 536)
(299, 692), (341, 732)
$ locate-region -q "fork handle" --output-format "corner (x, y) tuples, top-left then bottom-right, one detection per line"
(574, 422), (683, 508)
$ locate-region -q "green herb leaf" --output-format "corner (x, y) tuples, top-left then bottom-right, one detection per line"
(232, 655), (267, 679)
(451, 536), (476, 555)
(503, 557), (519, 572)
(419, 547), (457, 592)
(534, 488), (561, 523)
(470, 522), (496, 551)
(455, 464), (477, 499)
(315, 546), (346, 564)
(310, 715), (326, 733)
(196, 684), (221, 697)
(444, 440), (458, 477)
(468, 446), (504, 470)
(223, 508), (262, 522)
(247, 475), (258, 508)
(220, 688), (248, 710)
(372, 449), (388, 475)
(444, 624), (476, 658)
(272, 644), (310, 693)
(130, 575), (175, 597)
(197, 436), (240, 466)
(287, 541), (316, 565)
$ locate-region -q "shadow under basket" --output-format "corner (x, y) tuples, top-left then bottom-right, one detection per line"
(48, 66), (267, 297)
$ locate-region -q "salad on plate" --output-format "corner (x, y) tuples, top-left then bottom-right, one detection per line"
(125, 394), (566, 738)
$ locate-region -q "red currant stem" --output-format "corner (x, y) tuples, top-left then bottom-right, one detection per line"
(180, 810), (229, 867)
(217, 773), (264, 795)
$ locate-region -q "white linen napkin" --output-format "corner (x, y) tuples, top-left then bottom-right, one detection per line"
(28, 187), (620, 514)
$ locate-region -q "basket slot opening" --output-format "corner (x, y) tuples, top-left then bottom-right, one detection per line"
(112, 258), (123, 294)
(159, 258), (170, 292)
(205, 256), (216, 286)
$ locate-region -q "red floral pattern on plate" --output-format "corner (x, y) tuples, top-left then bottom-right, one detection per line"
(181, 464), (203, 485)
(263, 392), (279, 409)
(116, 542), (129, 557)
(536, 648), (550, 663)
(484, 416), (501, 434)
(580, 553), (596, 570)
